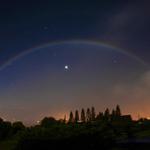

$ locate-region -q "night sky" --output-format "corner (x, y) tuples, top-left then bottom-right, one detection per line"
(0, 1), (150, 124)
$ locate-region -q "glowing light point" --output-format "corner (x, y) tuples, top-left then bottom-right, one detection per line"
(65, 65), (69, 70)
(37, 120), (40, 124)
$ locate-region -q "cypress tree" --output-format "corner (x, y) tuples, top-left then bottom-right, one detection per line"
(91, 107), (96, 121)
(86, 108), (91, 122)
(116, 105), (121, 116)
(81, 108), (86, 122)
(75, 110), (79, 123)
(69, 111), (74, 123)
(104, 108), (110, 121)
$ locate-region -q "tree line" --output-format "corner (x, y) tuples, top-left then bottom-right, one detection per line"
(68, 105), (122, 123)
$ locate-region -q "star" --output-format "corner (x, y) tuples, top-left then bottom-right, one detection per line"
(65, 65), (69, 70)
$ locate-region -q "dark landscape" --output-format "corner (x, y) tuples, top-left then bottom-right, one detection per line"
(1, 105), (150, 149)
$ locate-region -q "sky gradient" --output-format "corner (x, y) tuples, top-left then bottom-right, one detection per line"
(0, 1), (150, 124)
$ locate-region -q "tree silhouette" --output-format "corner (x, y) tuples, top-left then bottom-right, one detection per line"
(96, 112), (103, 120)
(91, 107), (96, 121)
(104, 108), (110, 121)
(69, 111), (74, 123)
(104, 108), (110, 116)
(81, 108), (86, 122)
(63, 115), (66, 123)
(40, 117), (57, 127)
(75, 110), (79, 123)
(86, 108), (91, 122)
(111, 109), (116, 121)
(116, 105), (121, 116)
(0, 118), (3, 123)
(12, 121), (25, 134)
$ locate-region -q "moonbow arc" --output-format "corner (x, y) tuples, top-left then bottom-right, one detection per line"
(0, 40), (147, 71)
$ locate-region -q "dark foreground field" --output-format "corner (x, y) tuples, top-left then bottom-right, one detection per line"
(1, 106), (150, 150)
